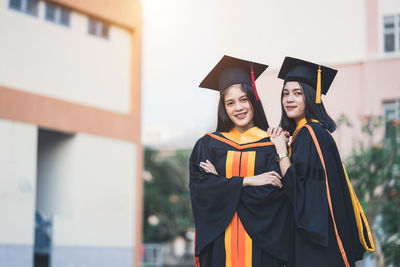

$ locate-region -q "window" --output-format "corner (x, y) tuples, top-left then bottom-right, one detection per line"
(383, 15), (400, 53)
(8, 0), (39, 16)
(383, 100), (400, 138)
(45, 2), (70, 27)
(88, 17), (109, 39)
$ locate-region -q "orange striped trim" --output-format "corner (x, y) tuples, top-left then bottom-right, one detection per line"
(240, 152), (249, 177)
(245, 231), (252, 267)
(225, 221), (233, 267)
(303, 125), (350, 267)
(232, 152), (241, 177)
(194, 229), (200, 267)
(205, 133), (273, 150)
(224, 150), (255, 266)
(238, 217), (246, 267)
(231, 212), (238, 267)
(242, 152), (254, 267)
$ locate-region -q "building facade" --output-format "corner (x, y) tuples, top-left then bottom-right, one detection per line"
(256, 0), (400, 157)
(0, 0), (143, 266)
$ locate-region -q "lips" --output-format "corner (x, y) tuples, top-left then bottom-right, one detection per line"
(235, 112), (247, 119)
(285, 106), (297, 111)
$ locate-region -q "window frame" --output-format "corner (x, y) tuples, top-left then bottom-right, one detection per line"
(383, 99), (400, 139)
(8, 0), (39, 17)
(88, 17), (110, 39)
(383, 15), (400, 54)
(44, 1), (71, 27)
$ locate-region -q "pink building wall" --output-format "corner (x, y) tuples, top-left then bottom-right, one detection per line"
(258, 57), (400, 157)
(366, 0), (380, 55)
(256, 0), (400, 157)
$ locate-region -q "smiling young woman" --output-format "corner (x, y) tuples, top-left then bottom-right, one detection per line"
(189, 55), (290, 267)
(222, 84), (255, 133)
(268, 57), (374, 267)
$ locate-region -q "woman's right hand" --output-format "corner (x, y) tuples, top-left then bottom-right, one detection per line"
(243, 171), (282, 188)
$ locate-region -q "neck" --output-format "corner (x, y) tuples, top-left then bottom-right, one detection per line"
(234, 122), (255, 134)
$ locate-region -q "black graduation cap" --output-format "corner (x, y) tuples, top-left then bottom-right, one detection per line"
(277, 56), (338, 103)
(199, 55), (269, 100)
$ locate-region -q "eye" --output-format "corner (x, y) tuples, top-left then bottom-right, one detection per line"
(295, 91), (303, 95)
(226, 101), (233, 107)
(283, 92), (289, 96)
(240, 97), (248, 102)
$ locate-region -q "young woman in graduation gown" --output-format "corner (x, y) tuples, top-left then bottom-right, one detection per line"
(189, 55), (290, 267)
(267, 57), (375, 267)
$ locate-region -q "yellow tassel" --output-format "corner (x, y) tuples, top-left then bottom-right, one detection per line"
(316, 66), (322, 104)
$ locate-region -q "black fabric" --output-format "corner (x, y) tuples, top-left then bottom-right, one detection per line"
(189, 133), (290, 265)
(282, 122), (365, 267)
(199, 231), (285, 267)
(199, 55), (268, 92)
(277, 56), (338, 95)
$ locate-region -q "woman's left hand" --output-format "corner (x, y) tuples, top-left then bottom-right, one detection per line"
(267, 127), (289, 153)
(267, 127), (290, 138)
(270, 133), (289, 152)
(200, 160), (219, 175)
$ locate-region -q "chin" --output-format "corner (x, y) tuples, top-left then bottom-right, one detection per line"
(286, 112), (299, 119)
(233, 119), (250, 128)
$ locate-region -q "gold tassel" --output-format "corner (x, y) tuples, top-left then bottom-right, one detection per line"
(316, 66), (321, 104)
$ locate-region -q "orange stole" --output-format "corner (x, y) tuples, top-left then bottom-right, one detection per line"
(225, 151), (255, 267)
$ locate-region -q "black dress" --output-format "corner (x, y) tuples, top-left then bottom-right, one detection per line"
(283, 121), (372, 267)
(189, 127), (290, 267)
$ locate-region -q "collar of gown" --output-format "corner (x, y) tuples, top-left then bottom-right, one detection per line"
(220, 127), (268, 145)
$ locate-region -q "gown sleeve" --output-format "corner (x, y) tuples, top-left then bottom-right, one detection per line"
(189, 136), (244, 255)
(282, 127), (329, 247)
(238, 158), (290, 262)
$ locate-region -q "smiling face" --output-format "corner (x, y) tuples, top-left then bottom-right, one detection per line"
(224, 84), (254, 133)
(282, 81), (306, 123)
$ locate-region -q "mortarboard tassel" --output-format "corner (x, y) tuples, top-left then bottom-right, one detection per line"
(250, 62), (260, 101)
(316, 65), (322, 104)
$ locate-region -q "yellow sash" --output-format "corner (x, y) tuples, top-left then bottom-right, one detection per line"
(292, 119), (375, 252)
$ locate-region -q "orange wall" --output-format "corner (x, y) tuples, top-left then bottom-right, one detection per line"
(49, 0), (141, 31)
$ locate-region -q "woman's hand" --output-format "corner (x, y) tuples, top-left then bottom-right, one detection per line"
(243, 171), (282, 188)
(267, 127), (290, 153)
(199, 160), (218, 175)
(267, 127), (290, 139)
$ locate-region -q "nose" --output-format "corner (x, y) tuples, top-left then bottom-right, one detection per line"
(234, 102), (244, 111)
(286, 93), (295, 103)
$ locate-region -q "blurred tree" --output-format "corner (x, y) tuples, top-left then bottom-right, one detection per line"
(345, 116), (400, 267)
(143, 148), (193, 243)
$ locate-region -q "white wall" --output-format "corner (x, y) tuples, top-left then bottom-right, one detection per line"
(37, 132), (136, 247)
(141, 0), (220, 147)
(215, 0), (366, 68)
(0, 1), (132, 113)
(0, 119), (37, 245)
(380, 0), (400, 15)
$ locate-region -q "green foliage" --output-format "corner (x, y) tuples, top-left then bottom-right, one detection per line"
(143, 148), (193, 243)
(345, 115), (400, 266)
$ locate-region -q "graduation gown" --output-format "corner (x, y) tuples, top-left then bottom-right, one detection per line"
(189, 127), (290, 267)
(283, 120), (373, 267)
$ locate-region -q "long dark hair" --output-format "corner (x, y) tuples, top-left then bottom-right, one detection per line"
(216, 83), (269, 132)
(280, 81), (336, 135)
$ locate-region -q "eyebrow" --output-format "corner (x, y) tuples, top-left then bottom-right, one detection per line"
(225, 94), (247, 102)
(283, 88), (302, 91)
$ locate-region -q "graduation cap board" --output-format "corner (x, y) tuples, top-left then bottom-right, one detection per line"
(277, 56), (338, 104)
(199, 55), (269, 101)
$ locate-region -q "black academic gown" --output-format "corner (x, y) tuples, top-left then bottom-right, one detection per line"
(189, 130), (290, 267)
(283, 122), (368, 267)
